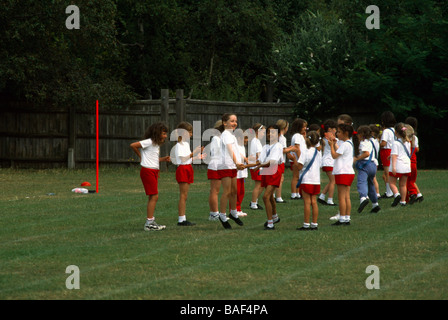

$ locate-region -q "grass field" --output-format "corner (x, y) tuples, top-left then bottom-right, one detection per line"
(1, 167), (447, 300)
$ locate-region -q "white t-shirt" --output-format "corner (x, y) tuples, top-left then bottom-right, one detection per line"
(139, 138), (160, 169)
(391, 139), (411, 173)
(279, 134), (287, 163)
(369, 138), (380, 166)
(290, 133), (306, 162)
(237, 144), (248, 179)
(218, 130), (239, 170)
(259, 142), (283, 176)
(298, 147), (322, 185)
(248, 137), (263, 165)
(381, 127), (396, 149)
(332, 140), (355, 175)
(174, 141), (192, 165)
(207, 135), (221, 171)
(321, 138), (335, 168)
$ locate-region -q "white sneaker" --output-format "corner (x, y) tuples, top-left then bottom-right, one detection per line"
(237, 211), (247, 217)
(144, 220), (166, 231)
(209, 213), (220, 221)
(329, 213), (340, 221)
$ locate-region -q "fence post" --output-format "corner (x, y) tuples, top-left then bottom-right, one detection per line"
(176, 89), (186, 123)
(160, 89), (170, 172)
(68, 105), (76, 169)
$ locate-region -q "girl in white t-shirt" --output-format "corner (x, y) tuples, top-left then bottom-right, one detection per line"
(389, 123), (412, 207)
(380, 111), (397, 197)
(207, 120), (223, 221)
(173, 122), (204, 226)
(253, 125), (284, 230)
(318, 119), (338, 206)
(236, 133), (249, 217)
(130, 122), (171, 231)
(289, 118), (308, 200)
(217, 114), (245, 229)
(328, 123), (355, 226)
(248, 123), (265, 210)
(297, 131), (322, 231)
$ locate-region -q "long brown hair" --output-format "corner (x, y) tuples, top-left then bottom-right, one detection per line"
(143, 122), (168, 146)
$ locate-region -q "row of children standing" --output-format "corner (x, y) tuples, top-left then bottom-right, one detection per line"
(130, 111), (422, 231)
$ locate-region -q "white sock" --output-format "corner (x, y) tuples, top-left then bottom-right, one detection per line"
(311, 222), (318, 228)
(291, 193), (298, 198)
(303, 223), (310, 228)
(346, 215), (351, 222)
(267, 219), (274, 227)
(146, 217), (154, 222)
(219, 212), (228, 221)
(327, 197), (334, 204)
(251, 201), (258, 208)
(272, 214), (279, 222)
(360, 196), (367, 204)
(230, 209), (238, 218)
(178, 215), (186, 223)
(276, 197), (283, 202)
(386, 183), (392, 195)
(417, 193), (422, 197)
(372, 202), (379, 207)
(319, 193), (326, 200)
(339, 215), (346, 223)
(394, 193), (400, 198)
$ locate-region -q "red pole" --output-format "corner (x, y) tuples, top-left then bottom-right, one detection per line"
(96, 100), (99, 193)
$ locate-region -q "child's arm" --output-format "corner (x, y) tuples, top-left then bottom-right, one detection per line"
(130, 142), (142, 160)
(354, 151), (370, 163)
(391, 154), (397, 175)
(160, 156), (171, 162)
(226, 143), (245, 170)
(329, 139), (340, 159)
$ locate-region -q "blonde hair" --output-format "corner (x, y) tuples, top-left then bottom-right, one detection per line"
(276, 119), (289, 132)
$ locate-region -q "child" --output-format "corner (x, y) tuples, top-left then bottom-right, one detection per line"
(130, 122), (171, 231)
(328, 123), (355, 226)
(380, 111), (397, 198)
(236, 133), (249, 217)
(353, 125), (381, 213)
(404, 117), (423, 204)
(369, 124), (382, 200)
(207, 120), (223, 221)
(248, 123), (265, 210)
(296, 131), (322, 230)
(389, 123), (412, 207)
(173, 122), (204, 226)
(217, 113), (245, 229)
(318, 119), (337, 206)
(254, 125), (284, 230)
(289, 118), (308, 200)
(275, 119), (298, 203)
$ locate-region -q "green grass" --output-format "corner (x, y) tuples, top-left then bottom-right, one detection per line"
(1, 167), (447, 300)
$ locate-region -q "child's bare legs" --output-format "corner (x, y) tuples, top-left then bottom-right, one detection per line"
(399, 176), (408, 203)
(209, 179), (221, 213)
(178, 182), (190, 217)
(311, 195), (318, 224)
(220, 177), (237, 214)
(291, 164), (300, 197)
(303, 192), (311, 224)
(334, 185), (351, 224)
(373, 176), (380, 196)
(251, 181), (264, 204)
(146, 194), (159, 219)
(263, 185), (276, 222)
(275, 174), (284, 199)
(389, 176), (398, 195)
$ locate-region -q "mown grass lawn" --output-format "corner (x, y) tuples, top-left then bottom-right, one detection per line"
(1, 167), (447, 300)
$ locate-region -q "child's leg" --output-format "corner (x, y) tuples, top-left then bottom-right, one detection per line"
(220, 177), (232, 214)
(229, 177), (238, 211)
(209, 179), (221, 213)
(311, 195), (319, 224)
(291, 165), (300, 195)
(251, 181), (263, 204)
(302, 192), (311, 224)
(147, 194), (159, 219)
(263, 185), (276, 221)
(344, 186), (351, 217)
(178, 182), (190, 217)
(337, 184), (346, 218)
(275, 174), (284, 199)
(389, 176), (398, 195)
(399, 176), (408, 203)
(373, 176), (380, 196)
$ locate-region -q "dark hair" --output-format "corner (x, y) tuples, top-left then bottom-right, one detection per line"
(338, 123), (354, 138)
(143, 122), (168, 146)
(405, 116), (418, 134)
(305, 131), (320, 149)
(320, 119), (337, 138)
(290, 118), (307, 135)
(369, 124), (380, 138)
(176, 121), (193, 142)
(308, 123), (320, 132)
(337, 114), (353, 125)
(353, 125), (371, 156)
(266, 124), (280, 143)
(394, 122), (408, 141)
(219, 113), (237, 132)
(381, 111), (396, 128)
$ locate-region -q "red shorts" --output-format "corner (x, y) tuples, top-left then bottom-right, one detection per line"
(278, 163), (285, 174)
(250, 168), (262, 181)
(380, 149), (391, 167)
(389, 172), (411, 178)
(300, 184), (321, 195)
(140, 167), (159, 195)
(334, 174), (355, 186)
(261, 169), (282, 188)
(176, 164), (194, 184)
(207, 169), (220, 180)
(219, 169), (237, 179)
(322, 166), (333, 172)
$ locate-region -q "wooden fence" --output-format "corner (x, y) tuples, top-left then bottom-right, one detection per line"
(0, 89), (297, 169)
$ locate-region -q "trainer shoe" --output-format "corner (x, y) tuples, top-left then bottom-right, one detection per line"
(228, 214), (244, 226)
(219, 216), (232, 229)
(264, 217), (280, 227)
(144, 220), (166, 231)
(317, 198), (327, 205)
(237, 211), (247, 217)
(177, 220), (196, 226)
(391, 194), (401, 207)
(416, 195), (424, 203)
(275, 199), (287, 203)
(249, 204), (264, 210)
(330, 213), (340, 221)
(409, 194), (417, 205)
(370, 205), (381, 213)
(358, 198), (370, 213)
(264, 224), (275, 230)
(209, 213), (220, 221)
